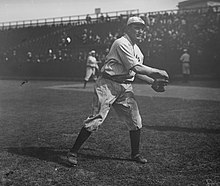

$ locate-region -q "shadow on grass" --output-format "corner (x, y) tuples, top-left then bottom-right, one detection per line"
(6, 147), (71, 167)
(6, 147), (132, 167)
(145, 125), (220, 134)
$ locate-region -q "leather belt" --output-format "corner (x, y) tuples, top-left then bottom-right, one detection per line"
(101, 72), (132, 84)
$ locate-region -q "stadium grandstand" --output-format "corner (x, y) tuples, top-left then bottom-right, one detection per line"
(0, 6), (219, 80)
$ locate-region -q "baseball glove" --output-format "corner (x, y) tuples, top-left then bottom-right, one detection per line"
(151, 78), (169, 92)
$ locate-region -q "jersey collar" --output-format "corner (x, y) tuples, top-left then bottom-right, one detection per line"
(124, 34), (135, 46)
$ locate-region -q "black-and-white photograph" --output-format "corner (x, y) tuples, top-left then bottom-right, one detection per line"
(0, 0), (220, 185)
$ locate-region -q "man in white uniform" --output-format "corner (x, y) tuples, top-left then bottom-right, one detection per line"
(67, 16), (169, 165)
(83, 50), (99, 88)
(180, 49), (190, 82)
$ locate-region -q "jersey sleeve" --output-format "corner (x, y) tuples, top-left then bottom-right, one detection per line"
(116, 41), (140, 70)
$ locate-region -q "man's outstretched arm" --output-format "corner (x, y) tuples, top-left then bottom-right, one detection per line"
(132, 64), (169, 79)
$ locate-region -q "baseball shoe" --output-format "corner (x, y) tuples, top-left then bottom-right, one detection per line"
(67, 152), (78, 166)
(131, 154), (148, 164)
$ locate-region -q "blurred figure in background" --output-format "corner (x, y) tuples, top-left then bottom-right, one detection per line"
(180, 49), (190, 83)
(83, 50), (99, 88)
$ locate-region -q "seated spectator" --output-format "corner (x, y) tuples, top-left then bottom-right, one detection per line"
(94, 34), (101, 44)
(2, 53), (9, 63)
(57, 50), (63, 62)
(87, 30), (94, 44)
(35, 54), (41, 63)
(86, 14), (92, 24)
(82, 29), (88, 44)
(27, 51), (33, 63)
(106, 14), (111, 22)
(12, 49), (17, 63)
(104, 32), (115, 46)
(78, 52), (85, 63)
(99, 13), (105, 23)
(46, 49), (53, 62)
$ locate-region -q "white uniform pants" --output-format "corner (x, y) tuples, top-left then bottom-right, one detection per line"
(84, 66), (97, 81)
(182, 63), (190, 75)
(83, 77), (142, 132)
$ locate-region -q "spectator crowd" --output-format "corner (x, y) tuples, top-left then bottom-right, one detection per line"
(1, 6), (220, 77)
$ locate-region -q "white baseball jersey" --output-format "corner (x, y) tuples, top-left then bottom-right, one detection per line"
(101, 34), (144, 82)
(86, 55), (99, 68)
(180, 53), (190, 63)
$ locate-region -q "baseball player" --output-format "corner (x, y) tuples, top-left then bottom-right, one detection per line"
(67, 16), (169, 165)
(83, 50), (99, 88)
(180, 49), (190, 82)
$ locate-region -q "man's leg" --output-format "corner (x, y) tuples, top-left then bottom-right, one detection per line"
(129, 129), (147, 164)
(67, 127), (92, 165)
(92, 68), (98, 82)
(113, 91), (147, 163)
(83, 67), (92, 88)
(83, 80), (88, 88)
(70, 127), (92, 153)
(68, 78), (116, 165)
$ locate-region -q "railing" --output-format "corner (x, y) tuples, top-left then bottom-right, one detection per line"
(140, 5), (220, 16)
(0, 9), (139, 30)
(1, 5), (220, 30)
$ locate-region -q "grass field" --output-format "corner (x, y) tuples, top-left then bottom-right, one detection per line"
(0, 80), (220, 186)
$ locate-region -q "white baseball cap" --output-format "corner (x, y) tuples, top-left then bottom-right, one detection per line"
(127, 16), (145, 26)
(90, 50), (95, 54)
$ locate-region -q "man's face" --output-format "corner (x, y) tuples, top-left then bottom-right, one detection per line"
(127, 23), (145, 43)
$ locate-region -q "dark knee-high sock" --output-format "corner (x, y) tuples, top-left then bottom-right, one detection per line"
(129, 129), (141, 157)
(83, 80), (87, 88)
(70, 127), (92, 153)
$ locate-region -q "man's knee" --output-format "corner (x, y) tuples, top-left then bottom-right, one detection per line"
(84, 115), (103, 132)
(128, 123), (142, 131)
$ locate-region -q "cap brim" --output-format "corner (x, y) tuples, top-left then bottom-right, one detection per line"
(127, 22), (145, 26)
